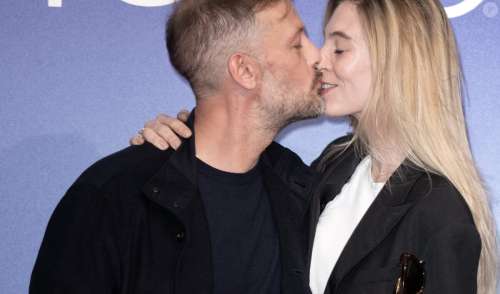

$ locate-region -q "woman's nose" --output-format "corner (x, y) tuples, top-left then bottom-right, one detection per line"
(317, 49), (332, 71)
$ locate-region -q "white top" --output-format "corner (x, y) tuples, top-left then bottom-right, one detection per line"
(309, 156), (385, 294)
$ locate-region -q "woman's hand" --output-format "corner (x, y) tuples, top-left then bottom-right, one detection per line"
(130, 109), (192, 150)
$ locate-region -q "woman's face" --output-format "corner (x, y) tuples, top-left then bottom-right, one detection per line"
(318, 1), (372, 118)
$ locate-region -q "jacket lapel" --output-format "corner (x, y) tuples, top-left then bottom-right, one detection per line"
(307, 146), (360, 270)
(330, 164), (425, 288)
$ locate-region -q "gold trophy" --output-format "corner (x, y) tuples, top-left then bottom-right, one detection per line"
(393, 253), (425, 294)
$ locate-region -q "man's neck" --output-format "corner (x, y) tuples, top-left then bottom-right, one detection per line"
(194, 97), (277, 173)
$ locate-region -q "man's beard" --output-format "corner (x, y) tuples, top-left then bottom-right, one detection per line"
(258, 68), (325, 132)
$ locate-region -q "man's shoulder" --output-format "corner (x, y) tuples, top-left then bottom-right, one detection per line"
(75, 142), (174, 191)
(263, 141), (317, 187)
(263, 141), (310, 172)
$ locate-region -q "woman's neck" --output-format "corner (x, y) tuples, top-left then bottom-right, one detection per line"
(369, 144), (406, 183)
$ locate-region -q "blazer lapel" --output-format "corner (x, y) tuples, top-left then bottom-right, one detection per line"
(330, 164), (424, 287)
(307, 146), (360, 270)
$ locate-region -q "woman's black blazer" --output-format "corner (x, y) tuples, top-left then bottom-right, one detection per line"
(307, 135), (481, 294)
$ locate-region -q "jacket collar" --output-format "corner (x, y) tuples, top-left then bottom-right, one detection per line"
(144, 109), (313, 223)
(142, 111), (199, 216)
(167, 112), (198, 186)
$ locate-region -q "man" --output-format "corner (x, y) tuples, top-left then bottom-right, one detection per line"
(30, 0), (324, 293)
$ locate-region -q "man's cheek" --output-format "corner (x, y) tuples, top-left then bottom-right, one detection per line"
(288, 72), (310, 90)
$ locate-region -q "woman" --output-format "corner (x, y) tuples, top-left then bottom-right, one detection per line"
(131, 0), (497, 293)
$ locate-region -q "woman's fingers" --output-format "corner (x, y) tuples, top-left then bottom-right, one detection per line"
(156, 113), (192, 138)
(129, 133), (145, 146)
(177, 109), (190, 123)
(142, 126), (170, 150)
(154, 124), (183, 150)
(129, 110), (192, 150)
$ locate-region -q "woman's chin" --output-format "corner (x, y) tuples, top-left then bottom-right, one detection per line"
(323, 96), (363, 119)
(323, 99), (348, 118)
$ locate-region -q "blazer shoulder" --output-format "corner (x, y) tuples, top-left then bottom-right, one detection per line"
(311, 133), (355, 171)
(75, 142), (174, 191)
(409, 173), (476, 229)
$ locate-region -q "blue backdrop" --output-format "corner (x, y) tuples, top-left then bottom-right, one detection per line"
(1, 1), (499, 293)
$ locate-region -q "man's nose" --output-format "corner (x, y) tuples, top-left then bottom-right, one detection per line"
(304, 38), (321, 67)
(309, 47), (321, 67)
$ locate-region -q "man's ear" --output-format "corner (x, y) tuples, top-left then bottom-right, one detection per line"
(227, 53), (260, 90)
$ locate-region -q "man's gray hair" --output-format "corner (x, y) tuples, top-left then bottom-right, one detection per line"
(166, 0), (286, 98)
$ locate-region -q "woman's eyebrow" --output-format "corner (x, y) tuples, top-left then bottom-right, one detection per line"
(328, 31), (352, 40)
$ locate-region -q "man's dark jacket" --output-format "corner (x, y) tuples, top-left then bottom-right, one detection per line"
(30, 115), (317, 294)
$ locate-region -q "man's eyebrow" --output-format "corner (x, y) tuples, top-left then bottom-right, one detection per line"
(328, 31), (352, 40)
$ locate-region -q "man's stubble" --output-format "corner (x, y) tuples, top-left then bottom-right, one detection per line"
(258, 67), (325, 132)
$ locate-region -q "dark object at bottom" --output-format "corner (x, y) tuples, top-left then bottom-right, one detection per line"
(394, 253), (425, 294)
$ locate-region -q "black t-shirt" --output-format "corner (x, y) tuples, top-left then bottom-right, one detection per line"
(197, 159), (281, 294)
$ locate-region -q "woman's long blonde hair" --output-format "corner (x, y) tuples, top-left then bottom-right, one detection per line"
(323, 0), (497, 292)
